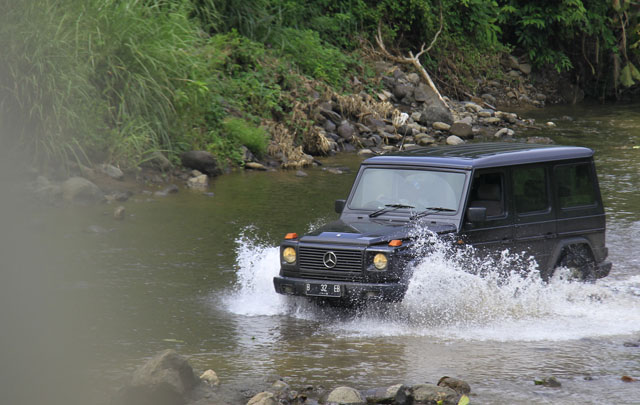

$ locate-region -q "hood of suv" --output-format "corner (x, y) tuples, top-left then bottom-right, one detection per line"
(299, 219), (457, 246)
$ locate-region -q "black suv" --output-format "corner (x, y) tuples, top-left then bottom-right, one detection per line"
(273, 143), (611, 303)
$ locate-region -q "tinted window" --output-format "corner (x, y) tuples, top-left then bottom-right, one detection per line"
(513, 166), (548, 213)
(555, 163), (597, 208)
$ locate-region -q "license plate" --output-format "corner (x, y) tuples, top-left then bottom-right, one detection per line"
(305, 283), (342, 297)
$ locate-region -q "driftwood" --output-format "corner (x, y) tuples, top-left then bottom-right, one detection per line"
(375, 3), (447, 108)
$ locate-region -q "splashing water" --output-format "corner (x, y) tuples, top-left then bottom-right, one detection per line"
(224, 228), (640, 341)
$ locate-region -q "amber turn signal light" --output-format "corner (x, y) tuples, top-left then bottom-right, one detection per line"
(284, 233), (298, 240)
(388, 239), (402, 247)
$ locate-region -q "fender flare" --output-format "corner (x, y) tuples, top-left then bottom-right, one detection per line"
(546, 237), (595, 271)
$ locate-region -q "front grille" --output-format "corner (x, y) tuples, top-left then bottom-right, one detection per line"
(298, 246), (364, 282)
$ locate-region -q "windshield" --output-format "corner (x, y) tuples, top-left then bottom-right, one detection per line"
(348, 167), (467, 213)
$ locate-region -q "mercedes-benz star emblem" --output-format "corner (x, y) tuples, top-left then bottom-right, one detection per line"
(323, 251), (337, 268)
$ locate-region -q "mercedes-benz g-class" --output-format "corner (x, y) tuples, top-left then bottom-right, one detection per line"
(273, 143), (611, 303)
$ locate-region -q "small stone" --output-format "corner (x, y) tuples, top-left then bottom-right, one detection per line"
(271, 379), (289, 391)
(446, 135), (464, 145)
(494, 128), (515, 138)
(295, 170), (308, 177)
(412, 384), (460, 405)
(200, 369), (219, 386)
(406, 73), (420, 84)
(337, 121), (356, 139)
(113, 205), (125, 220)
(482, 117), (502, 125)
(393, 83), (413, 100)
(437, 376), (471, 395)
(449, 122), (473, 138)
(357, 149), (375, 158)
(496, 111), (518, 124)
(464, 102), (482, 113)
(377, 90), (393, 101)
(247, 392), (277, 405)
(245, 162), (267, 171)
(98, 163), (124, 181)
(478, 109), (494, 118)
(187, 174), (208, 189)
(433, 122), (451, 131)
(507, 91), (517, 98)
(411, 111), (422, 122)
(415, 134), (436, 146)
(546, 121), (557, 127)
(534, 376), (561, 387)
(327, 386), (364, 404)
(519, 63), (532, 75)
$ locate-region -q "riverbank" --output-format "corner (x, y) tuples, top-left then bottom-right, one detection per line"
(25, 58), (564, 206)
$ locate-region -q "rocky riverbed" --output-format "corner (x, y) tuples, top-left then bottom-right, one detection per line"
(114, 349), (474, 405)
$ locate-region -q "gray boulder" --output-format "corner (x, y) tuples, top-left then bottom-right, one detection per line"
(446, 135), (464, 145)
(117, 350), (199, 405)
(247, 392), (278, 405)
(414, 83), (452, 125)
(393, 83), (414, 100)
(337, 121), (356, 139)
(412, 384), (460, 405)
(326, 386), (364, 404)
(363, 384), (403, 404)
(437, 377), (471, 395)
(180, 151), (221, 176)
(98, 163), (124, 180)
(61, 177), (103, 203)
(449, 121), (473, 138)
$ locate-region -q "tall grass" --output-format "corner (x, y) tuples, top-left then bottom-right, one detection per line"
(0, 0), (212, 169)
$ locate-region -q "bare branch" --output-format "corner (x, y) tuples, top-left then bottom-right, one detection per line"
(374, 0), (447, 107)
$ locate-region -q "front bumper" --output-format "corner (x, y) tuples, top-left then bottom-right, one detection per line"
(273, 275), (407, 302)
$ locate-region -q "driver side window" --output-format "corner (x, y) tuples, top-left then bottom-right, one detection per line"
(468, 172), (505, 218)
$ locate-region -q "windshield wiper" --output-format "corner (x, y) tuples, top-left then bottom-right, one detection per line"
(409, 207), (456, 220)
(369, 203), (415, 218)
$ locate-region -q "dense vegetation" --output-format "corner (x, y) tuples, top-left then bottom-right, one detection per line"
(1, 0), (639, 171)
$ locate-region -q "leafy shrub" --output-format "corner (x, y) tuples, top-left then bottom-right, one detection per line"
(222, 118), (269, 158)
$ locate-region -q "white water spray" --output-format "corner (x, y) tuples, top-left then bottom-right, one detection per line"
(224, 227), (640, 341)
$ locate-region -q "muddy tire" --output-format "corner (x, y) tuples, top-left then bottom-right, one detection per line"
(554, 244), (597, 281)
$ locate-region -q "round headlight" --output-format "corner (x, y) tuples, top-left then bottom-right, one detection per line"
(283, 247), (296, 264)
(373, 253), (388, 270)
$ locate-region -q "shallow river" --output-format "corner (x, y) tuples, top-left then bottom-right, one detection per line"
(7, 103), (640, 404)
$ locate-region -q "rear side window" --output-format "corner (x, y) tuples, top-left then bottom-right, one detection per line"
(555, 163), (597, 208)
(513, 166), (548, 213)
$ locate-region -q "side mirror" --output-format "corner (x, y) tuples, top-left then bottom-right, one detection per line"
(335, 199), (346, 214)
(466, 206), (487, 223)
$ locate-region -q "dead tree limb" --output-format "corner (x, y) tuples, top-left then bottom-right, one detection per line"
(375, 3), (447, 107)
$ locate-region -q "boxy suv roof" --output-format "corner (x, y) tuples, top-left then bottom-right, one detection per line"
(274, 143), (611, 304)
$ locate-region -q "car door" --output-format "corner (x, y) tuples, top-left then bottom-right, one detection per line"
(511, 164), (556, 269)
(462, 169), (514, 252)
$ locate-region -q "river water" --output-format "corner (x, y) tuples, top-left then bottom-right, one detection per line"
(8, 103), (640, 404)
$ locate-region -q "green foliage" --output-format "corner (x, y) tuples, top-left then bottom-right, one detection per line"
(274, 28), (352, 86)
(222, 118), (269, 158)
(497, 0), (589, 72)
